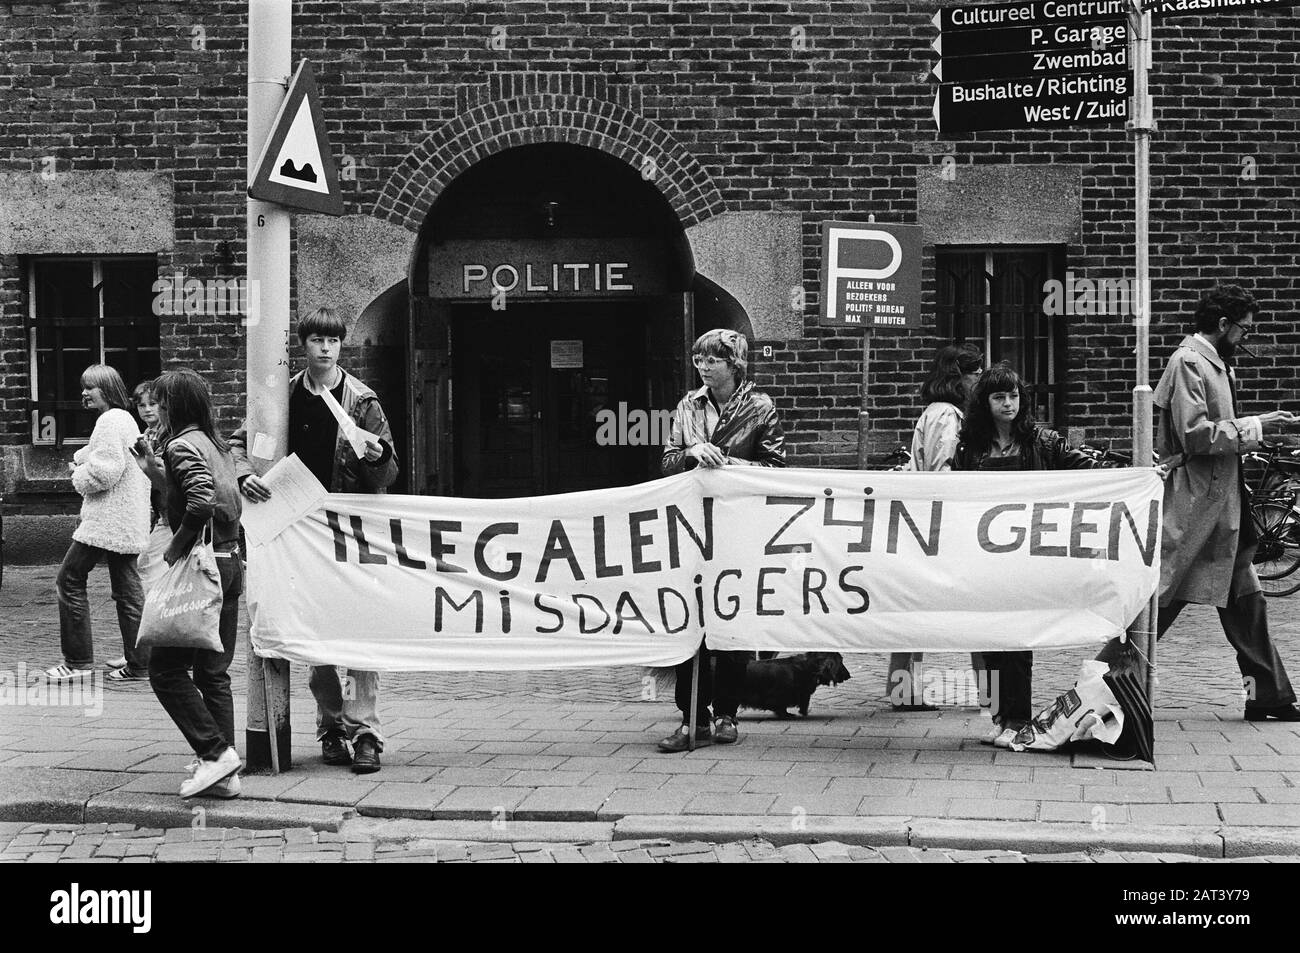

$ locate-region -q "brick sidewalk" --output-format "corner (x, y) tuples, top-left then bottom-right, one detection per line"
(3, 565), (1300, 855)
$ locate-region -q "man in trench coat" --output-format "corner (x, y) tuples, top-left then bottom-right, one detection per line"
(1098, 284), (1300, 720)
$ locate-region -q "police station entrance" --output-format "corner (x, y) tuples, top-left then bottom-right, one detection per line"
(408, 144), (695, 498)
(451, 301), (655, 497)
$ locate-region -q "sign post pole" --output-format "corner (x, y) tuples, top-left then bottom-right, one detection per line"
(244, 0), (293, 774)
(1124, 0), (1158, 726)
(858, 330), (872, 470)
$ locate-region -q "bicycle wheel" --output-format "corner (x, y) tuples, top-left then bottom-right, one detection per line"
(1251, 501), (1300, 595)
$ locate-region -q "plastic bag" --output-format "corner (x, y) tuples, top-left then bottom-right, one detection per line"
(136, 531), (223, 652)
(1009, 660), (1125, 752)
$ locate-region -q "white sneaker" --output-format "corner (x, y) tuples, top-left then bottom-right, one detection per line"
(184, 757), (240, 798)
(179, 748), (241, 798)
(207, 773), (241, 799)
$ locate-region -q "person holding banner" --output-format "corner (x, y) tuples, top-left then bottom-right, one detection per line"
(1096, 284), (1300, 721)
(234, 306), (400, 772)
(656, 329), (786, 752)
(952, 363), (1103, 747)
(888, 343), (984, 711)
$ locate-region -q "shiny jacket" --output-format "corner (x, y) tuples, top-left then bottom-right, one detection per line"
(164, 426), (243, 546)
(662, 381), (786, 475)
(231, 368), (399, 494)
(952, 427), (1097, 472)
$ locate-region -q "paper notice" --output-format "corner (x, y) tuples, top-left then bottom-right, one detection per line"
(251, 432), (277, 460)
(318, 382), (381, 459)
(239, 453), (328, 548)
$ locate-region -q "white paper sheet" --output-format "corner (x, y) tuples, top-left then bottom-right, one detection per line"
(318, 383), (380, 459)
(239, 453), (328, 548)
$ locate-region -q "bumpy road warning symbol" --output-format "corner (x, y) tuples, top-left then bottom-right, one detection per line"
(249, 60), (344, 215)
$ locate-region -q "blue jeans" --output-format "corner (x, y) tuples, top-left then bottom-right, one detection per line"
(310, 666), (383, 749)
(148, 548), (242, 760)
(57, 540), (148, 675)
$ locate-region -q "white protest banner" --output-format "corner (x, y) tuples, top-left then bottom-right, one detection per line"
(247, 466), (1161, 671)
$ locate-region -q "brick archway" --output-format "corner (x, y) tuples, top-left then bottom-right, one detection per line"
(375, 94), (725, 233)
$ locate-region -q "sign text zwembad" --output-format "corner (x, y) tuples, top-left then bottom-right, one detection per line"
(247, 467), (1162, 671)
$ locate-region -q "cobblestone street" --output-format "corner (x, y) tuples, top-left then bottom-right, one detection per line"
(3, 821), (1297, 864)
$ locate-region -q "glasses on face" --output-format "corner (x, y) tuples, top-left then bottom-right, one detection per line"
(1227, 318), (1253, 338)
(693, 356), (728, 370)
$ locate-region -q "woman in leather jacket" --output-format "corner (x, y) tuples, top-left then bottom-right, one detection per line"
(952, 363), (1101, 747)
(656, 329), (786, 753)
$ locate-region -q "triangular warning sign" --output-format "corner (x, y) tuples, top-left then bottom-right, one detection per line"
(249, 60), (344, 216)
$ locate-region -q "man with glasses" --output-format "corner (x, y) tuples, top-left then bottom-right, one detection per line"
(1097, 284), (1300, 721)
(656, 329), (787, 752)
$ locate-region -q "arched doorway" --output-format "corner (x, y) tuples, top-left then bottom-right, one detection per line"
(408, 144), (695, 498)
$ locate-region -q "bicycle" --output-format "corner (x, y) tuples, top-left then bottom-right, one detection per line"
(1245, 443), (1300, 597)
(881, 444), (911, 471)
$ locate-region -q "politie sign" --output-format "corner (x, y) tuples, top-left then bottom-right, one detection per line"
(818, 221), (923, 330)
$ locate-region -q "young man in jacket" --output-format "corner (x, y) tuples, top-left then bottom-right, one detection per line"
(656, 329), (786, 752)
(232, 307), (400, 772)
(1096, 284), (1300, 721)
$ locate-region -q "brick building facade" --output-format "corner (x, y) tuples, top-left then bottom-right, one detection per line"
(2, 1), (1297, 560)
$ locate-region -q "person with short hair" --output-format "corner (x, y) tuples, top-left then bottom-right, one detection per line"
(888, 343), (984, 711)
(656, 328), (786, 753)
(45, 364), (151, 683)
(139, 368), (244, 798)
(232, 306), (399, 773)
(1095, 284), (1300, 721)
(952, 363), (1103, 746)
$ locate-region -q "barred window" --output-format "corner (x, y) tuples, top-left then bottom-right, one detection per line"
(935, 247), (1067, 429)
(26, 256), (161, 446)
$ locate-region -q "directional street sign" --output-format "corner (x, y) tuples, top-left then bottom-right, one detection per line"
(1144, 0), (1299, 13)
(934, 71), (1130, 132)
(931, 1), (1136, 132)
(933, 18), (1127, 58)
(936, 0), (1127, 32)
(249, 60), (344, 216)
(934, 43), (1126, 82)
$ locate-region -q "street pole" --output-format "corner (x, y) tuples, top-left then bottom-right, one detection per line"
(1126, 0), (1159, 737)
(244, 0), (293, 773)
(856, 212), (877, 471)
(857, 330), (872, 469)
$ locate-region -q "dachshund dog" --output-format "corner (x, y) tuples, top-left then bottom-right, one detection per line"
(739, 652), (852, 719)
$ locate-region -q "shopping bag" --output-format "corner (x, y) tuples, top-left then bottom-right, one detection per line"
(136, 523), (172, 593)
(1009, 660), (1125, 752)
(136, 529), (223, 652)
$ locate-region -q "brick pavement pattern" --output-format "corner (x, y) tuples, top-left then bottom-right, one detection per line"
(3, 567), (1300, 856)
